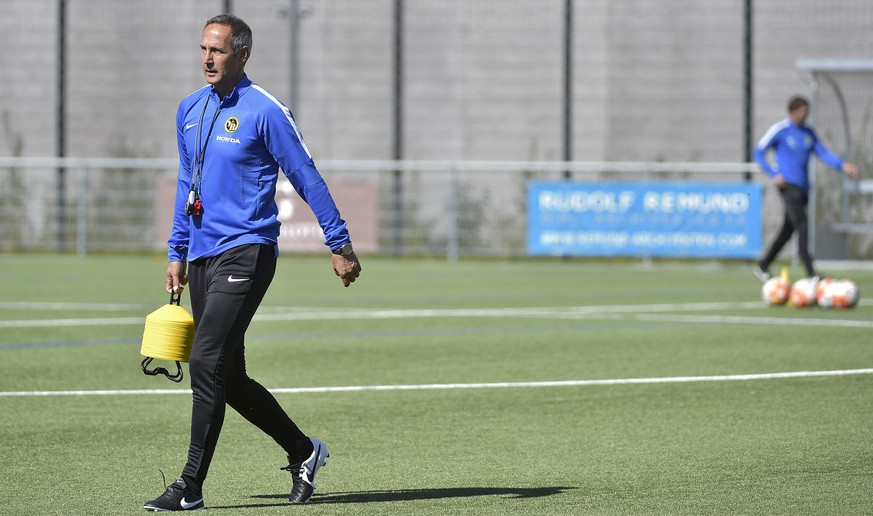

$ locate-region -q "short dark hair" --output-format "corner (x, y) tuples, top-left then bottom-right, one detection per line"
(787, 95), (809, 113)
(205, 14), (252, 54)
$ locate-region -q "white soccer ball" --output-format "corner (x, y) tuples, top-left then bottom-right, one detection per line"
(830, 280), (860, 309)
(789, 278), (817, 308)
(762, 277), (789, 305)
(816, 278), (835, 308)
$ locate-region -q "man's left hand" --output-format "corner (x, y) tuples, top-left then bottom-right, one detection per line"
(843, 162), (860, 179)
(332, 252), (362, 287)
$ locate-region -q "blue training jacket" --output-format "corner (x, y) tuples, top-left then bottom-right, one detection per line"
(168, 75), (349, 262)
(752, 117), (844, 194)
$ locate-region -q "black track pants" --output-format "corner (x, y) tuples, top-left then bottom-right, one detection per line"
(759, 184), (816, 277)
(181, 244), (308, 493)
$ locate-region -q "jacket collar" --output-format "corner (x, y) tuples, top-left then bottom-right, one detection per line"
(209, 74), (252, 104)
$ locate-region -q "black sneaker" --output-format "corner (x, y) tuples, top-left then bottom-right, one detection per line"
(143, 478), (204, 512)
(282, 437), (329, 504)
(752, 266), (770, 283)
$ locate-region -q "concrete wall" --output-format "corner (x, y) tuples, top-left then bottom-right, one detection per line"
(2, 0), (872, 164)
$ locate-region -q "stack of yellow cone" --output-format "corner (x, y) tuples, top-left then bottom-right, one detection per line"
(140, 293), (195, 382)
(140, 302), (195, 362)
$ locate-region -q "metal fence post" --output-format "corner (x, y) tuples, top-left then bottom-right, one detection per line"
(806, 74), (819, 267)
(56, 0), (67, 251)
(447, 164), (459, 262)
(76, 162), (88, 256)
(391, 0), (404, 257)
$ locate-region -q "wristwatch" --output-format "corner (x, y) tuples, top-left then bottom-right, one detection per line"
(332, 243), (354, 256)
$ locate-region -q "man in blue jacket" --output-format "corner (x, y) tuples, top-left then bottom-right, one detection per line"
(752, 95), (859, 282)
(145, 14), (361, 511)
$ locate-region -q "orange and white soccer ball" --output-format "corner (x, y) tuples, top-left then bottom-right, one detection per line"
(815, 278), (835, 308)
(830, 280), (860, 309)
(762, 277), (789, 305)
(789, 278), (817, 308)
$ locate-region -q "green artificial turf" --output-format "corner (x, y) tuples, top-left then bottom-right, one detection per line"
(0, 254), (871, 515)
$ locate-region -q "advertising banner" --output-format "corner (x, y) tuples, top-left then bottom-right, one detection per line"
(527, 181), (762, 258)
(275, 180), (379, 253)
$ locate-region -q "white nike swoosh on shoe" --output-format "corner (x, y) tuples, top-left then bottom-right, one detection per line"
(180, 497), (203, 509)
(185, 123), (198, 130)
(227, 276), (249, 283)
(303, 440), (327, 486)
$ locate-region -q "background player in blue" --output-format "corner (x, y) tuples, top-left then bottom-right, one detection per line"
(145, 14), (362, 511)
(752, 95), (859, 282)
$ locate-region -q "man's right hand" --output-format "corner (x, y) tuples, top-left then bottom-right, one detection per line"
(166, 261), (188, 293)
(773, 174), (786, 188)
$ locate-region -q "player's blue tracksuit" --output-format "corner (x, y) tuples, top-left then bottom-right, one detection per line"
(753, 118), (845, 276)
(166, 75), (348, 495)
(753, 117), (844, 193)
(168, 74), (349, 262)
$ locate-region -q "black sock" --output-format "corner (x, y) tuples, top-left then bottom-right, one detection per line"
(288, 438), (314, 464)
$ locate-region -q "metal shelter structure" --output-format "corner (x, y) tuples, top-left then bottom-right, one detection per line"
(795, 58), (873, 260)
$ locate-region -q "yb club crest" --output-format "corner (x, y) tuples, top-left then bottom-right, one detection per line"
(224, 116), (239, 134)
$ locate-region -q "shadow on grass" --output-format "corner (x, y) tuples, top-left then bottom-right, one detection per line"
(209, 486), (574, 509)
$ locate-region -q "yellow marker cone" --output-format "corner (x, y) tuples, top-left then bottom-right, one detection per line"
(780, 267), (792, 306)
(140, 293), (195, 382)
(140, 304), (195, 361)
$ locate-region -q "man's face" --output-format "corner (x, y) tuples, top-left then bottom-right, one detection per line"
(201, 23), (248, 96)
(790, 104), (809, 125)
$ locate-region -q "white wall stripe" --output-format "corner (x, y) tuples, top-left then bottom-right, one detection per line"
(2, 369), (871, 397)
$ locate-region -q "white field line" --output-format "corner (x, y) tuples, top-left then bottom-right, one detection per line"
(251, 301), (769, 319)
(4, 300), (869, 328)
(0, 317), (145, 328)
(629, 313), (873, 328)
(546, 311), (873, 329)
(0, 302), (144, 311)
(2, 368), (872, 398)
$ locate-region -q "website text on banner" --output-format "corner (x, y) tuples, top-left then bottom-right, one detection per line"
(527, 182), (763, 258)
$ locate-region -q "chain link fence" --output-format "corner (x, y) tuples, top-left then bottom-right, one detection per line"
(2, 0), (872, 258)
(1, 157), (767, 258)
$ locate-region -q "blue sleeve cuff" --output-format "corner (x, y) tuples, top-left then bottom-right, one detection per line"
(168, 246), (188, 262)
